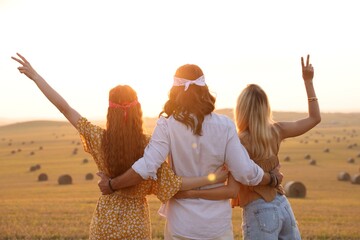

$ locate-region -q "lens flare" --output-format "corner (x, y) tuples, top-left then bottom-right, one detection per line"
(208, 173), (216, 182)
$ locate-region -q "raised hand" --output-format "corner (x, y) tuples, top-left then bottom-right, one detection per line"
(11, 53), (41, 81)
(301, 54), (314, 82)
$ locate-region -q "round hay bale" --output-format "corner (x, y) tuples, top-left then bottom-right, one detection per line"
(337, 172), (351, 181)
(58, 174), (72, 185)
(30, 151), (35, 156)
(348, 145), (353, 149)
(309, 159), (317, 165)
(72, 148), (78, 155)
(357, 153), (360, 158)
(38, 173), (48, 181)
(39, 146), (43, 150)
(351, 174), (360, 184)
(284, 181), (306, 198)
(17, 149), (22, 152)
(11, 150), (16, 154)
(35, 164), (41, 170)
(284, 156), (291, 162)
(304, 154), (311, 160)
(85, 173), (94, 180)
(347, 158), (355, 164)
(323, 148), (330, 153)
(82, 158), (89, 164)
(29, 165), (37, 172)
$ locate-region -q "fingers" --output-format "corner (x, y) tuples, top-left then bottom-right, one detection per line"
(11, 56), (25, 65)
(17, 53), (29, 64)
(306, 54), (310, 67)
(96, 172), (108, 179)
(301, 56), (305, 69)
(301, 54), (311, 69)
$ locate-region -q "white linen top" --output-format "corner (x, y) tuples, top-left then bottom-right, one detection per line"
(132, 113), (264, 239)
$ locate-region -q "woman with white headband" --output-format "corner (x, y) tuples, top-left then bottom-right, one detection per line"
(11, 54), (229, 240)
(97, 63), (283, 240)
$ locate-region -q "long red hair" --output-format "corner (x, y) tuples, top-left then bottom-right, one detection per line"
(101, 85), (148, 178)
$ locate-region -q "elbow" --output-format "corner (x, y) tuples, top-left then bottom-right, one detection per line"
(313, 115), (321, 125)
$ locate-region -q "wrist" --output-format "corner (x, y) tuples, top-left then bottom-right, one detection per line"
(108, 178), (115, 192)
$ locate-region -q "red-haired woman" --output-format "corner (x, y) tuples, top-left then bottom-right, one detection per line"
(12, 53), (227, 240)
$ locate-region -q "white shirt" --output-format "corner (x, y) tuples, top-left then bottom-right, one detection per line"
(132, 113), (264, 239)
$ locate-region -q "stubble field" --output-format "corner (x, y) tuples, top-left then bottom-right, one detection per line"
(0, 111), (359, 239)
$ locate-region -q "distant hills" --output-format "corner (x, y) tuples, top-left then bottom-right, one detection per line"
(1, 109), (360, 130)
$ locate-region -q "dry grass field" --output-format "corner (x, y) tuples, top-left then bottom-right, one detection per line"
(0, 111), (359, 239)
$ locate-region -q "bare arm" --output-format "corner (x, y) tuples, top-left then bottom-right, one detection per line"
(174, 174), (240, 200)
(12, 53), (81, 128)
(277, 54), (321, 139)
(97, 165), (229, 195)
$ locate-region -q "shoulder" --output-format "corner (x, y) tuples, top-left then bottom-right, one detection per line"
(206, 113), (236, 128)
(76, 117), (105, 134)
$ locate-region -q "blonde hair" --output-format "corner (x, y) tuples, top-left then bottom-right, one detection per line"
(234, 84), (279, 160)
(102, 85), (148, 178)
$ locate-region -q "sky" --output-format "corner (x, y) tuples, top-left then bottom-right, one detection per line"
(1, 0), (359, 123)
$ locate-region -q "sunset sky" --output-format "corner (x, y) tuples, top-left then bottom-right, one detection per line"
(1, 0), (359, 123)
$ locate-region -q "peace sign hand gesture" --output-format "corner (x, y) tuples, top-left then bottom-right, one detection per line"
(12, 53), (41, 82)
(301, 54), (314, 82)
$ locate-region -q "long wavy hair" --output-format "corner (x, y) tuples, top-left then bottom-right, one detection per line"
(234, 84), (279, 160)
(160, 64), (216, 136)
(101, 85), (148, 178)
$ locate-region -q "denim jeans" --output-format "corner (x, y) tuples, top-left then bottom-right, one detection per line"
(242, 194), (301, 240)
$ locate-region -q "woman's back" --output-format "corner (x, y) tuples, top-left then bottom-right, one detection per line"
(77, 117), (181, 239)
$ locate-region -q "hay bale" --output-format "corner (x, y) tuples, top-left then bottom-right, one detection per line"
(35, 164), (41, 170)
(309, 159), (317, 165)
(38, 173), (48, 181)
(323, 148), (330, 153)
(39, 146), (43, 150)
(11, 150), (16, 154)
(58, 174), (72, 185)
(284, 156), (291, 162)
(357, 153), (360, 158)
(72, 148), (78, 155)
(351, 174), (360, 184)
(337, 172), (351, 181)
(284, 181), (306, 198)
(82, 158), (89, 164)
(304, 154), (311, 160)
(30, 151), (35, 156)
(29, 165), (37, 172)
(347, 158), (355, 164)
(85, 173), (94, 180)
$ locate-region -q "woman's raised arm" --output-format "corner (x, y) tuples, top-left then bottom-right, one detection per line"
(277, 54), (321, 139)
(12, 53), (81, 128)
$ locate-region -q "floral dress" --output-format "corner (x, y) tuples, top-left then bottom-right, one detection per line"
(77, 117), (182, 240)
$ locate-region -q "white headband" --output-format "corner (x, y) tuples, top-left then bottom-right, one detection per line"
(173, 75), (206, 91)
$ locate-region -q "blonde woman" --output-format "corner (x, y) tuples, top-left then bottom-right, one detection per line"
(12, 53), (228, 240)
(175, 55), (320, 239)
